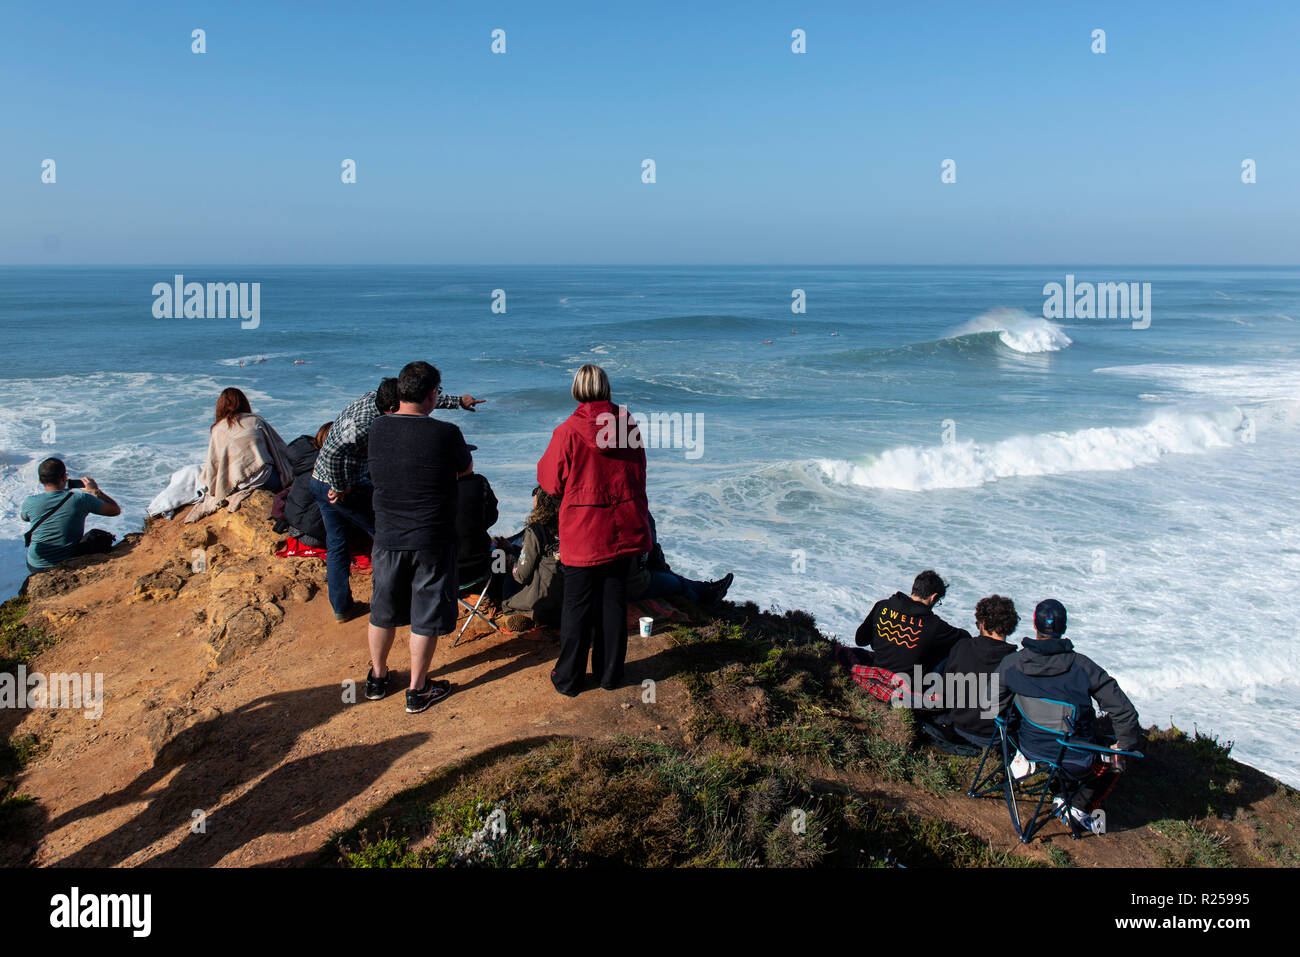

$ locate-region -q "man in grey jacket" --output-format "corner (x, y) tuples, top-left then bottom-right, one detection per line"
(996, 599), (1140, 828)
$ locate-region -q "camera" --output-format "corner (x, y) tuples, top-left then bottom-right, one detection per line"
(66, 479), (84, 488)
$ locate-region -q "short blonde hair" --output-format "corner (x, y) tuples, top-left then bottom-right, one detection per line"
(572, 364), (611, 403)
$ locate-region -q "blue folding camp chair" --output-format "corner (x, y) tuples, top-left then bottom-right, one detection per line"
(968, 694), (1143, 843)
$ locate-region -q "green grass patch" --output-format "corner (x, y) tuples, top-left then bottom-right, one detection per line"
(324, 736), (1024, 868)
(671, 615), (963, 793)
(1046, 845), (1073, 867)
(0, 596), (56, 673)
(1151, 819), (1233, 868)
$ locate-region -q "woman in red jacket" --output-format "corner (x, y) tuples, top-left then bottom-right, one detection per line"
(537, 364), (652, 695)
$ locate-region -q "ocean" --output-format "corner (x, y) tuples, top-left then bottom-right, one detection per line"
(1, 265), (1297, 784)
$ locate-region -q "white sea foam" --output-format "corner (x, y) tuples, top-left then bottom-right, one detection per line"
(950, 306), (1073, 354)
(814, 408), (1247, 491)
(1096, 360), (1300, 405)
(215, 351), (298, 367)
(0, 372), (259, 544)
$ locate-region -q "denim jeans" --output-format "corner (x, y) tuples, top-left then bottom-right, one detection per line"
(310, 478), (374, 614)
(639, 570), (706, 602)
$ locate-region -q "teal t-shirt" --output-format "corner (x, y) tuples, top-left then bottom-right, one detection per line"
(20, 490), (108, 570)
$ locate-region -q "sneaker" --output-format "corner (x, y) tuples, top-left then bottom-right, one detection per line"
(1052, 797), (1096, 831)
(1009, 750), (1036, 779)
(405, 679), (452, 714)
(365, 667), (391, 701)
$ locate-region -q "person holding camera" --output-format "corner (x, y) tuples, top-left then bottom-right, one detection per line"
(20, 457), (121, 574)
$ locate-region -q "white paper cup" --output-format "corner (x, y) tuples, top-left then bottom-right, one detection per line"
(639, 616), (654, 637)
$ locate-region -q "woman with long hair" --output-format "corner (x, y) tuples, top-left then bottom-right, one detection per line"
(186, 387), (294, 522)
(537, 365), (651, 695)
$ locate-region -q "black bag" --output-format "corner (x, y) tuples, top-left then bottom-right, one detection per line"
(76, 528), (116, 555)
(23, 492), (73, 549)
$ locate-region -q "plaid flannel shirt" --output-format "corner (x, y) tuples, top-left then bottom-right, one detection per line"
(311, 387), (462, 490)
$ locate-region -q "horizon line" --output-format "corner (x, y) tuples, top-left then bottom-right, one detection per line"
(3, 263), (1298, 269)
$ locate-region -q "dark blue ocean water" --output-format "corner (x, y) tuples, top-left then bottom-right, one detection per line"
(1, 265), (1298, 781)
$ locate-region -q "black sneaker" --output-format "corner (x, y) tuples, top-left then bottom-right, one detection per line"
(406, 679), (452, 714)
(365, 667), (391, 701)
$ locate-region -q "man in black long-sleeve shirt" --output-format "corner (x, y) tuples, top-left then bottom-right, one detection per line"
(854, 570), (971, 675)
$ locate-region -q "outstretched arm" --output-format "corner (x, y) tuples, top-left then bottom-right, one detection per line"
(436, 391), (486, 411)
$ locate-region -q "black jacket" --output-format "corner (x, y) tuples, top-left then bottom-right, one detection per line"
(855, 592), (970, 674)
(455, 472), (498, 579)
(996, 636), (1141, 754)
(938, 633), (1018, 740)
(282, 435), (326, 547)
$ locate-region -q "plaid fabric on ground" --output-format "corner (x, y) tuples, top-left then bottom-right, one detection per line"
(852, 664), (908, 703)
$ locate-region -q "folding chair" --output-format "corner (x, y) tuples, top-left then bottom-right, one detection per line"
(452, 573), (498, 646)
(968, 695), (1143, 843)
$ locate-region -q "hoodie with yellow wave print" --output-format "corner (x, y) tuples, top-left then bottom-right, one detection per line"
(854, 591), (971, 675)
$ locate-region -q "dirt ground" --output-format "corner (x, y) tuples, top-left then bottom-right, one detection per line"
(3, 499), (693, 867)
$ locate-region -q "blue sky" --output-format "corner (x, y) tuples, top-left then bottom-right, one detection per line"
(2, 1), (1297, 264)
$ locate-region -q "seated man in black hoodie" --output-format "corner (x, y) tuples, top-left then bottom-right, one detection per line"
(851, 570), (970, 701)
(925, 594), (1020, 747)
(454, 447), (499, 588)
(995, 598), (1141, 833)
(277, 421), (333, 548)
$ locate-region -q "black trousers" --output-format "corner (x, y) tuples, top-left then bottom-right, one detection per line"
(553, 556), (631, 694)
(1071, 760), (1123, 811)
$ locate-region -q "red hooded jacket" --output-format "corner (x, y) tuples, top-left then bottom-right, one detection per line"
(536, 400), (652, 567)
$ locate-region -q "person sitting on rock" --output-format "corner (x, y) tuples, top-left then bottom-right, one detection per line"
(186, 387), (295, 523)
(21, 457), (121, 575)
(502, 486), (563, 627)
(925, 594), (1021, 747)
(274, 421), (333, 549)
(626, 512), (733, 605)
(842, 570), (970, 706)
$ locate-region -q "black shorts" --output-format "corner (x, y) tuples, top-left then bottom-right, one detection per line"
(369, 543), (459, 637)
